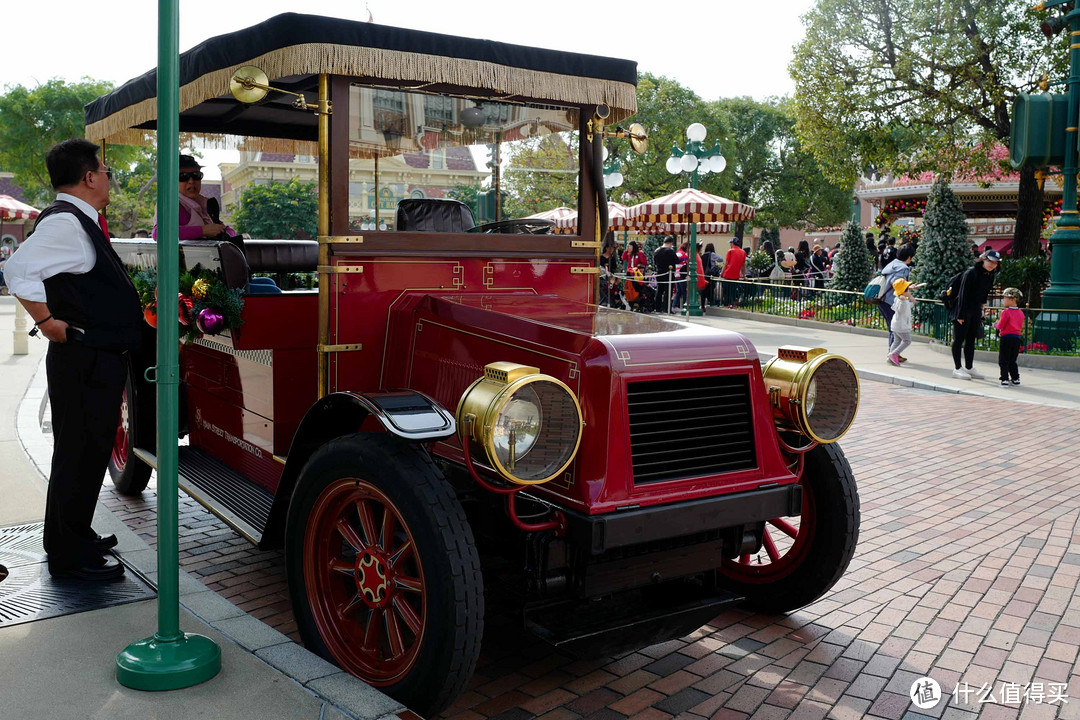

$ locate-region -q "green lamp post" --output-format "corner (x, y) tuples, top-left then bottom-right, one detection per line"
(116, 0), (221, 690)
(603, 147), (628, 247)
(666, 123), (726, 316)
(1037, 0), (1080, 316)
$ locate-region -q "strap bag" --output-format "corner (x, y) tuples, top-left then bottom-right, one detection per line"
(863, 273), (888, 304)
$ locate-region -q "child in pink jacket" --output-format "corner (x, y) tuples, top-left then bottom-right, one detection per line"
(994, 288), (1024, 386)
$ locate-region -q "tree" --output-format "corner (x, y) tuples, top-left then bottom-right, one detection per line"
(912, 177), (972, 301)
(233, 178), (318, 239)
(614, 74), (729, 207)
(501, 134), (578, 219)
(107, 146), (158, 237)
(828, 221), (873, 292)
(790, 0), (1065, 258)
(714, 97), (851, 236)
(0, 78), (142, 206)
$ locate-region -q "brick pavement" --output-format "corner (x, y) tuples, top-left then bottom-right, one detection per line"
(101, 381), (1080, 719)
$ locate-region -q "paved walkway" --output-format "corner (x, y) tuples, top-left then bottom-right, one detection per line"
(9, 298), (1080, 719)
(0, 297), (411, 720)
(695, 310), (1080, 410)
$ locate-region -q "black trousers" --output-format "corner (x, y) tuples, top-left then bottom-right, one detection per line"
(44, 341), (127, 570)
(951, 318), (979, 370)
(655, 270), (673, 312)
(999, 336), (1021, 381)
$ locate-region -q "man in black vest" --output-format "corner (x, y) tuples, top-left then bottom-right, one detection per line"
(5, 139), (141, 580)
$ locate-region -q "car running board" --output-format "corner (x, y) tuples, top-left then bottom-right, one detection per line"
(524, 582), (743, 658)
(132, 446), (272, 545)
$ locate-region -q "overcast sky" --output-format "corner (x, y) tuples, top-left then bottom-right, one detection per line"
(3, 0), (815, 179)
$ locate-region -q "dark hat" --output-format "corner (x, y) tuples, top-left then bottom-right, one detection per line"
(980, 249), (1002, 263)
(178, 154), (202, 170)
(663, 236), (675, 244)
(728, 237), (738, 244)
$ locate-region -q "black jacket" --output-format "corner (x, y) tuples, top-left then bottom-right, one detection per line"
(654, 246), (678, 275)
(951, 262), (997, 321)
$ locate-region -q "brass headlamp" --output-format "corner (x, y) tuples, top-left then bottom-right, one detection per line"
(762, 346), (860, 445)
(456, 362), (583, 485)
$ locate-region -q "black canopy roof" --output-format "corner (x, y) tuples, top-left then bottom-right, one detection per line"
(85, 13), (638, 145)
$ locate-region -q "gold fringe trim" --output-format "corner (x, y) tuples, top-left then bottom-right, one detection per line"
(87, 42), (637, 144)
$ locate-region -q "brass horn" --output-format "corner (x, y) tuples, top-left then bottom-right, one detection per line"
(603, 123), (649, 155)
(229, 65), (318, 113)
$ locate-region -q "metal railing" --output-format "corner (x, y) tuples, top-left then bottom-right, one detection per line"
(710, 278), (1080, 355)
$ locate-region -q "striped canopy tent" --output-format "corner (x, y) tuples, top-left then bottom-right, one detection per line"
(551, 202), (631, 234)
(627, 188), (755, 226)
(526, 206), (576, 221)
(638, 221), (732, 235)
(0, 195), (40, 220)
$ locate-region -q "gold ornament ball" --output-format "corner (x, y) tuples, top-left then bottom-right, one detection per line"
(192, 279), (211, 299)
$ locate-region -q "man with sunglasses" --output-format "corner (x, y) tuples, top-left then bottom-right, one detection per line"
(5, 138), (141, 580)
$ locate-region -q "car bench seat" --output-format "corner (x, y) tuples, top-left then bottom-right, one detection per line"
(395, 198), (476, 232)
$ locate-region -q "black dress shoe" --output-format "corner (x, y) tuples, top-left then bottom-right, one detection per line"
(49, 555), (125, 581)
(94, 534), (118, 551)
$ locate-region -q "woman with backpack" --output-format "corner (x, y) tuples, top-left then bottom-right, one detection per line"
(947, 249), (1001, 380)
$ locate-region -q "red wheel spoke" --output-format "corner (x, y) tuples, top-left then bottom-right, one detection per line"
(384, 606), (405, 657)
(380, 506), (397, 552)
(356, 500), (379, 547)
(739, 554), (751, 565)
(392, 596), (421, 636)
(329, 558), (355, 577)
(763, 528), (780, 562)
(769, 517), (799, 539)
(395, 575), (422, 593)
(339, 593), (365, 618)
(362, 609), (382, 656)
(390, 539), (413, 567)
(336, 518), (366, 552)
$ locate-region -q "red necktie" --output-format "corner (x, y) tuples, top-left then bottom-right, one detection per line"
(98, 213), (110, 239)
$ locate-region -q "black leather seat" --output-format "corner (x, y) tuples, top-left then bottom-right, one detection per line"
(244, 240), (318, 273)
(395, 198), (475, 232)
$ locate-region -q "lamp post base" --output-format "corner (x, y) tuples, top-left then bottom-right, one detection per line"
(116, 632), (221, 691)
(685, 306), (703, 317)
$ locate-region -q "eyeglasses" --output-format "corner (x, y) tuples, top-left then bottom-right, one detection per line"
(92, 167), (113, 180)
(179, 171), (204, 182)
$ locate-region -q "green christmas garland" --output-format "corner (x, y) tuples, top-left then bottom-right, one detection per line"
(126, 264), (245, 341)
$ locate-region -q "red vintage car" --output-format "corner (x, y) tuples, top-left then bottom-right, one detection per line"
(89, 13), (861, 716)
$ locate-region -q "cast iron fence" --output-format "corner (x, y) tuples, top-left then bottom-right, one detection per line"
(707, 278), (1080, 356)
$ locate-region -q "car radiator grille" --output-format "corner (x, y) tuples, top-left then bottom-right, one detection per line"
(627, 375), (757, 484)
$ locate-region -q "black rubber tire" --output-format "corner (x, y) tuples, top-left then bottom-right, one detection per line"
(108, 371), (152, 496)
(285, 433), (484, 717)
(718, 443), (859, 614)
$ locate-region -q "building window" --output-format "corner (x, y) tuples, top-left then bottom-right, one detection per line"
(424, 95), (455, 125)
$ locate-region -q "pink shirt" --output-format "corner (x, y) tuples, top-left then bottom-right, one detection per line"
(994, 306), (1024, 336)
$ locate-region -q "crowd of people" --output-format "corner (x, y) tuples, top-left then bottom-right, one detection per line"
(599, 228), (1024, 387)
(598, 235), (753, 314)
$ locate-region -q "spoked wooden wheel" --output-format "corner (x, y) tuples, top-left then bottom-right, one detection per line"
(286, 433), (483, 716)
(722, 493), (814, 584)
(111, 391), (131, 470)
(304, 478), (426, 684)
(717, 443), (859, 614)
(108, 371), (152, 495)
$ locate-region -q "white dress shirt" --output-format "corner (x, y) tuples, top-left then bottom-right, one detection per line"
(4, 193), (99, 303)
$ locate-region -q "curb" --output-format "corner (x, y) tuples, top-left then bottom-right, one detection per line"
(15, 354), (414, 720)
